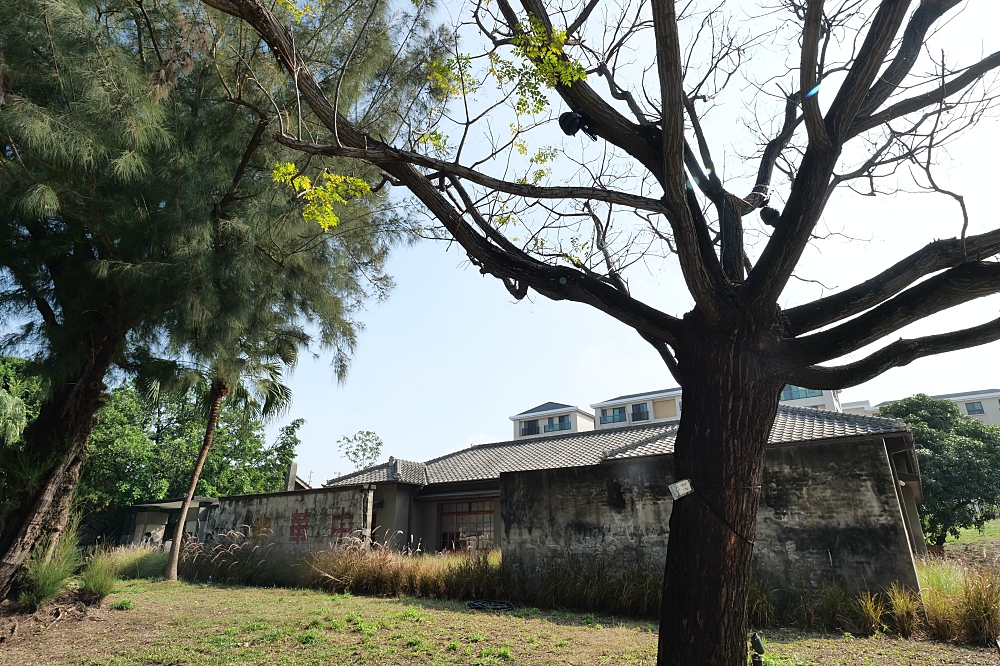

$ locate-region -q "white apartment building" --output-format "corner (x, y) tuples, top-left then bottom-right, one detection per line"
(590, 388), (683, 429)
(508, 385), (1000, 442)
(931, 389), (1000, 425)
(510, 402), (595, 440)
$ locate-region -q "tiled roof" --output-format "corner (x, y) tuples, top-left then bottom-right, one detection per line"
(595, 387), (682, 403)
(326, 406), (908, 487)
(514, 401), (574, 416)
(931, 388), (1000, 400)
(325, 456), (428, 486)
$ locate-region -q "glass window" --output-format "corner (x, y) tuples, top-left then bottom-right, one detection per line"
(600, 407), (627, 424)
(966, 401), (985, 415)
(544, 414), (572, 432)
(780, 385), (824, 401)
(521, 419), (539, 436)
(441, 500), (494, 551)
(631, 403), (649, 421)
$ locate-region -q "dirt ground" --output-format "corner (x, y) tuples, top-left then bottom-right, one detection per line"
(2, 581), (999, 665)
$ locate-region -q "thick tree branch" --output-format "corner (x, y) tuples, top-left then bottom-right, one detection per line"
(199, 0), (686, 347)
(506, 0), (665, 182)
(790, 315), (1000, 389)
(214, 115), (269, 219)
(850, 51), (1000, 138)
(275, 135), (671, 214)
(800, 0), (830, 149)
(857, 0), (963, 118)
(640, 332), (682, 385)
(785, 228), (1000, 335)
(789, 261), (1000, 365)
(824, 0), (911, 143)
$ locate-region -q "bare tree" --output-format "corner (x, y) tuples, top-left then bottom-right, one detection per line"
(197, 0), (1000, 662)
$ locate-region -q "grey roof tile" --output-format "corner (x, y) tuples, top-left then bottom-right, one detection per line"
(515, 401), (574, 416)
(596, 387), (681, 403)
(325, 457), (427, 486)
(326, 406), (908, 487)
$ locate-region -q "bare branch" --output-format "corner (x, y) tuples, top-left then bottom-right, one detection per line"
(789, 262), (1000, 366)
(857, 0), (963, 118)
(785, 228), (1000, 335)
(275, 135), (670, 214)
(799, 0), (830, 149)
(850, 51), (1000, 138)
(790, 315), (1000, 389)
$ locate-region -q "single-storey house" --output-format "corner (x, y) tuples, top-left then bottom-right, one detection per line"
(319, 403), (925, 595)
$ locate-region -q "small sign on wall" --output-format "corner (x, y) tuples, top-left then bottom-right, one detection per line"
(668, 479), (693, 500)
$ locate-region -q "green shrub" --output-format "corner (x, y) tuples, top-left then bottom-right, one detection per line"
(18, 522), (81, 611)
(78, 549), (119, 605)
(110, 599), (134, 610)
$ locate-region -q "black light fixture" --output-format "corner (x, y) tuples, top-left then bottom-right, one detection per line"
(760, 206), (782, 227)
(559, 111), (598, 141)
(750, 632), (766, 666)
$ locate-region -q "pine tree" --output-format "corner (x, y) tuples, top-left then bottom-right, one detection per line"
(0, 0), (439, 594)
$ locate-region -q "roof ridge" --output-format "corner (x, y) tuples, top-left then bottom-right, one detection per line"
(776, 403), (903, 427)
(422, 421), (676, 466)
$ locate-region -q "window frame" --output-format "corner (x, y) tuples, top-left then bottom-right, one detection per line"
(966, 401), (986, 415)
(440, 500), (495, 551)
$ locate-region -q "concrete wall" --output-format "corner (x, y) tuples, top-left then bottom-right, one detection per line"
(205, 486), (372, 556)
(500, 438), (919, 597)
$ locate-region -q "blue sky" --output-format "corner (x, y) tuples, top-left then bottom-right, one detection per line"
(269, 3), (1000, 485)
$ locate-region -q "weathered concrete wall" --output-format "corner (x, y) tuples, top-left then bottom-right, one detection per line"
(205, 486), (372, 556)
(500, 438), (919, 596)
(500, 456), (675, 568)
(756, 439), (919, 598)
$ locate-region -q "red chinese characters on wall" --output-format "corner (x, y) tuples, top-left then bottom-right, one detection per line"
(289, 509), (310, 543)
(331, 507), (354, 541)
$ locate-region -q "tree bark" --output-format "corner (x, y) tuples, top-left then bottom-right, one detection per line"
(0, 359), (110, 596)
(164, 378), (230, 582)
(658, 312), (783, 665)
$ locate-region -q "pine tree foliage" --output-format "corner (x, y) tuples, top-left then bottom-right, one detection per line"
(0, 0), (444, 591)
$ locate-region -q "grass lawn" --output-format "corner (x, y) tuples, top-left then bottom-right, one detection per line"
(947, 518), (1000, 545)
(1, 581), (997, 665)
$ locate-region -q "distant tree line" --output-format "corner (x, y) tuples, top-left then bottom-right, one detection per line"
(0, 357), (303, 523)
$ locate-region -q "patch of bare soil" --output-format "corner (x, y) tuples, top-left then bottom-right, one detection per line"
(943, 537), (1000, 569)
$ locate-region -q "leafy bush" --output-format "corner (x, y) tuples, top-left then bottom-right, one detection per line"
(110, 599), (134, 610)
(78, 549), (119, 605)
(17, 522), (81, 611)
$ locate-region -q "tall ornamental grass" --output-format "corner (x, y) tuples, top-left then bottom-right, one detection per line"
(18, 521), (81, 611)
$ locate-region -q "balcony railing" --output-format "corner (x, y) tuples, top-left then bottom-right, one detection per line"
(600, 412), (627, 424)
(520, 424), (540, 436)
(631, 410), (650, 422)
(544, 421), (572, 432)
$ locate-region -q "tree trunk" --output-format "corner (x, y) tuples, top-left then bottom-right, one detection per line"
(658, 314), (783, 665)
(164, 378), (230, 582)
(0, 355), (112, 597)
